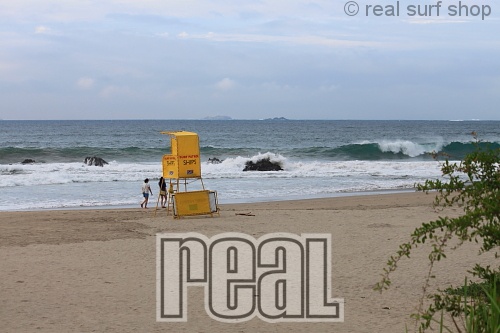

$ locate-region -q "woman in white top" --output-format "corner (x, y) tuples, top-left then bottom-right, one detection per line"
(141, 178), (153, 208)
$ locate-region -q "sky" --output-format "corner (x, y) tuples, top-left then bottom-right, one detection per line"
(0, 0), (499, 120)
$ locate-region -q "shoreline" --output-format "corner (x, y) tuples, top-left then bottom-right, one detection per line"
(1, 187), (417, 212)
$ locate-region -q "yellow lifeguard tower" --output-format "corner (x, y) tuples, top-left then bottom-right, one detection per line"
(160, 131), (218, 218)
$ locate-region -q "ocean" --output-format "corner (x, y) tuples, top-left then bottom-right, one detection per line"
(1, 119), (499, 211)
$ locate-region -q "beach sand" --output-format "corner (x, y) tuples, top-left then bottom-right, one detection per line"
(0, 192), (496, 333)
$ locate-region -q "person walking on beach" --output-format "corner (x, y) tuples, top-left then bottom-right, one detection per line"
(158, 177), (167, 208)
(141, 178), (153, 208)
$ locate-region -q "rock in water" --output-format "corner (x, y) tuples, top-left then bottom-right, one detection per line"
(208, 157), (223, 164)
(84, 156), (108, 167)
(243, 158), (283, 171)
(21, 159), (36, 164)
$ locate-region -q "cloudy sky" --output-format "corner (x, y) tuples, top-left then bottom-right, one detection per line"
(1, 0), (499, 120)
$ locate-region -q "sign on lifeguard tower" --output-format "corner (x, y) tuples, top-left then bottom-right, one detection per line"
(161, 131), (201, 179)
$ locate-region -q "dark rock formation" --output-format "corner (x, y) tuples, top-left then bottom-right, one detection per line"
(243, 158), (283, 171)
(21, 159), (36, 164)
(208, 157), (223, 164)
(84, 156), (108, 167)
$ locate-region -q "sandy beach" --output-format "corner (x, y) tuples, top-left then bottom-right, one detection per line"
(0, 192), (496, 333)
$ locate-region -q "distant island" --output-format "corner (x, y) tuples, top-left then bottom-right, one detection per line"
(202, 115), (233, 120)
(263, 117), (289, 121)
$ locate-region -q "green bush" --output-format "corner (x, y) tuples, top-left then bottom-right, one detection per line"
(375, 133), (500, 332)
